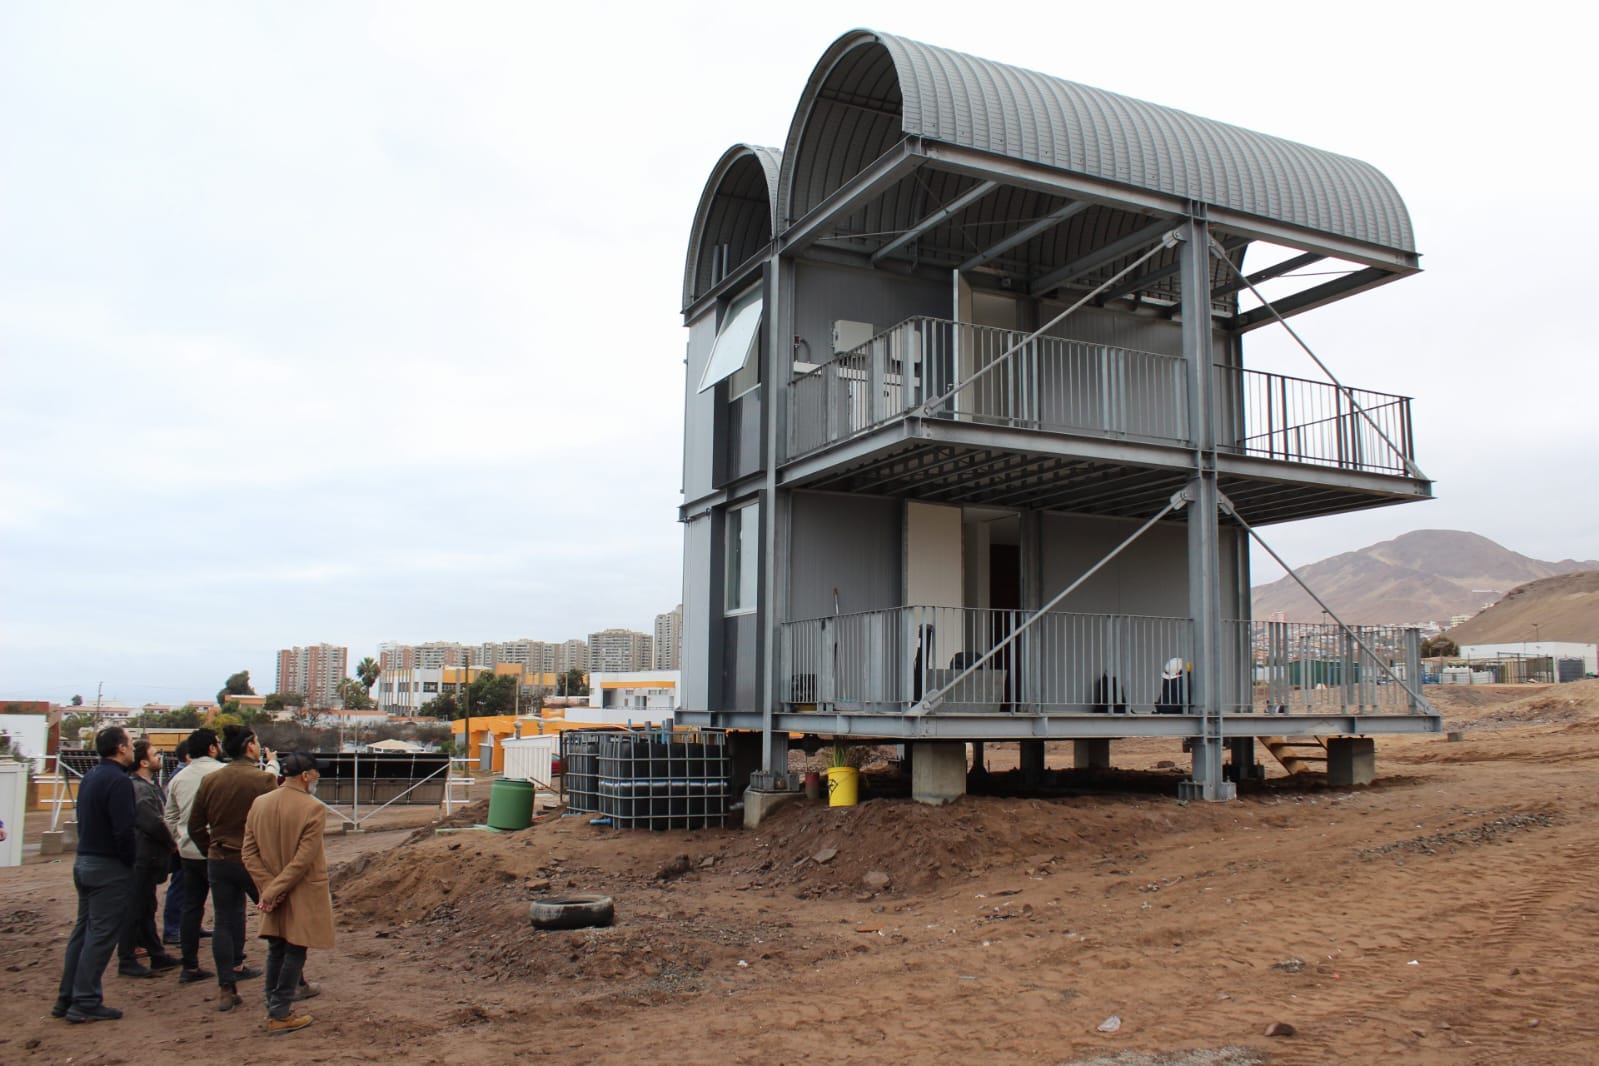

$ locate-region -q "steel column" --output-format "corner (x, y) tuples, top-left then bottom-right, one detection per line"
(1181, 211), (1234, 801)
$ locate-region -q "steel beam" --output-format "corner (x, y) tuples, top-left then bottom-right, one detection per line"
(1104, 236), (1247, 303)
(673, 709), (1442, 740)
(958, 200), (1092, 271)
(1226, 267), (1401, 332)
(871, 180), (998, 265)
(780, 138), (926, 255)
(1028, 218), (1178, 297)
(1211, 251), (1322, 299)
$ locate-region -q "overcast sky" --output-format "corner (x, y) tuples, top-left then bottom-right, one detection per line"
(2, 2), (1593, 706)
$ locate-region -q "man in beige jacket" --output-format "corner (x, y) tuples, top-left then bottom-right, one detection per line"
(242, 752), (333, 1036)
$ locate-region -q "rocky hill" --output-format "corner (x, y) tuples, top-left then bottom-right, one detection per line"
(1251, 529), (1599, 625)
(1444, 571), (1599, 644)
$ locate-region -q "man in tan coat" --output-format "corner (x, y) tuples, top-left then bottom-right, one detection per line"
(241, 752), (333, 1036)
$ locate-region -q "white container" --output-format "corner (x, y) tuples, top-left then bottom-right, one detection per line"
(0, 761), (26, 867)
(500, 735), (558, 786)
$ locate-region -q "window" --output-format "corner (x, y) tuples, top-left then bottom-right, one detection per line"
(726, 501), (758, 613)
(697, 286), (762, 395)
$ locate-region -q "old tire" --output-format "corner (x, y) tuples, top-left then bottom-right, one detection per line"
(529, 894), (614, 930)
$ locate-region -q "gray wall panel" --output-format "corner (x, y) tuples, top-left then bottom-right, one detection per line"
(1039, 512), (1189, 616)
(787, 491), (901, 619)
(792, 262), (948, 364)
(681, 513), (714, 710)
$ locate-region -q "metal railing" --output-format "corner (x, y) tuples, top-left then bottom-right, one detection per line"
(786, 317), (1418, 478)
(787, 317), (1188, 457)
(780, 608), (1426, 716)
(1216, 365), (1415, 475)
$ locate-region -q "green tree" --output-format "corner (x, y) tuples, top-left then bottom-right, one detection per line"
(217, 670), (255, 709)
(264, 691), (306, 712)
(420, 693), (459, 719)
(337, 677), (375, 711)
(355, 656), (381, 693)
(60, 712), (96, 742)
(70, 694), (84, 707)
(1421, 635), (1458, 658)
(468, 672), (517, 716)
(558, 668), (589, 697)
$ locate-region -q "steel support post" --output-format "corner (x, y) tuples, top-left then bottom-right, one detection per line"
(1179, 210), (1234, 802)
(760, 257), (792, 779)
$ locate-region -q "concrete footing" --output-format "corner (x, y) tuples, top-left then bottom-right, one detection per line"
(912, 742), (967, 805)
(1177, 778), (1236, 802)
(743, 788), (800, 828)
(1073, 739), (1111, 769)
(1019, 740), (1045, 787)
(40, 830), (68, 855)
(1327, 737), (1376, 787)
(61, 820), (78, 848)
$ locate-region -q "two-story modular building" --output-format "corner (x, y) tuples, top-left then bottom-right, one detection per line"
(677, 29), (1440, 803)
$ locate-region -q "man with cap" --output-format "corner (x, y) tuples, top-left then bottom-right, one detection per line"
(242, 752), (332, 1036)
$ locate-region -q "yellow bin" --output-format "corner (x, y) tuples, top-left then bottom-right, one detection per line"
(826, 766), (859, 807)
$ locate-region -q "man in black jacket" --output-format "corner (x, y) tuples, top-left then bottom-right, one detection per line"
(52, 726), (137, 1023)
(116, 740), (180, 977)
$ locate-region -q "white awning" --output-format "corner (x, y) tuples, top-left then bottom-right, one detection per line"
(697, 294), (762, 393)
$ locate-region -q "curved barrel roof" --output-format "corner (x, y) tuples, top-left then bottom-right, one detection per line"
(781, 30), (1414, 255)
(683, 144), (782, 308)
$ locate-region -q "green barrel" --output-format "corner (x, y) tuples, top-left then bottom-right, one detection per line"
(487, 778), (535, 830)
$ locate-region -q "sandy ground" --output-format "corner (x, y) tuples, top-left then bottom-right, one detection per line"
(4, 682), (1598, 1065)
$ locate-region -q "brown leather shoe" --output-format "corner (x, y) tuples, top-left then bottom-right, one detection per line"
(215, 987), (243, 1013)
(266, 1013), (313, 1036)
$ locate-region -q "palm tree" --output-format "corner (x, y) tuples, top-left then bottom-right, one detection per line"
(356, 656), (381, 693)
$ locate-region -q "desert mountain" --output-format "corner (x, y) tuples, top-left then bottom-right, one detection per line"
(1444, 571), (1599, 644)
(1251, 529), (1599, 626)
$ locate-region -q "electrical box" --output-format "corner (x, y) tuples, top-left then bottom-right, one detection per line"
(832, 320), (875, 355)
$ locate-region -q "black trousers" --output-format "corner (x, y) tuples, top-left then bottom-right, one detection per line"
(178, 857), (211, 969)
(117, 860), (169, 966)
(207, 859), (258, 987)
(264, 937), (308, 1019)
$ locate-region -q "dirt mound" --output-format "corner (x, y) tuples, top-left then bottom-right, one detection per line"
(1434, 679), (1599, 730)
(716, 792), (1196, 898)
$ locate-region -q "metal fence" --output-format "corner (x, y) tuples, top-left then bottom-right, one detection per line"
(1215, 365), (1415, 474)
(788, 317), (1188, 456)
(786, 317), (1417, 478)
(781, 609), (1425, 716)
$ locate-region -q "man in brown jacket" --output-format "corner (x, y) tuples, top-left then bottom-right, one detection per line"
(187, 724), (276, 1011)
(242, 752), (332, 1036)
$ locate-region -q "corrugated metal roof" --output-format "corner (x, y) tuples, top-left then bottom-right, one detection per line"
(683, 144), (782, 308)
(782, 30), (1414, 254)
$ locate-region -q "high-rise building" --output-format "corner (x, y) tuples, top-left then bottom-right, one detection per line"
(654, 605), (683, 670)
(275, 644), (348, 709)
(588, 628), (653, 673)
(378, 641), (479, 673)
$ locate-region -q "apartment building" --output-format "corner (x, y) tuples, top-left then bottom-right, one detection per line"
(587, 628), (654, 673)
(654, 605), (683, 670)
(275, 644), (347, 709)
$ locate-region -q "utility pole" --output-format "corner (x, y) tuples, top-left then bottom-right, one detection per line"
(95, 681), (103, 724)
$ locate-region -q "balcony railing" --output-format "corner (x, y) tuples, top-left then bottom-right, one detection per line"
(787, 317), (1188, 457)
(780, 606), (1425, 716)
(1217, 365), (1416, 475)
(785, 316), (1418, 478)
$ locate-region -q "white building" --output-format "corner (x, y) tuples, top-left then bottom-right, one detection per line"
(375, 667), (446, 716)
(586, 670), (680, 724)
(1457, 642), (1597, 680)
